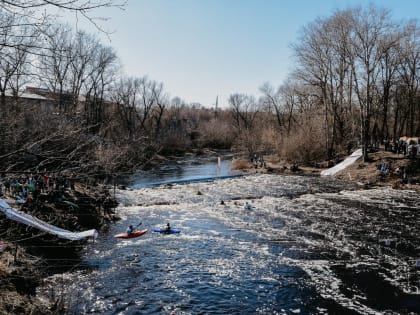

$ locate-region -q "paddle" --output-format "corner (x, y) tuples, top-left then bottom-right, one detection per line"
(135, 222), (142, 228)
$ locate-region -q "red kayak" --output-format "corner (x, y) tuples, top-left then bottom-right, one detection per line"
(114, 229), (148, 239)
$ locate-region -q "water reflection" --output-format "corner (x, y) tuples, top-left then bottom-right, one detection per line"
(129, 154), (240, 188)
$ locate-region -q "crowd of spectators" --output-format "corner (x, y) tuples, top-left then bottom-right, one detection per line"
(0, 173), (75, 204)
(384, 138), (418, 158)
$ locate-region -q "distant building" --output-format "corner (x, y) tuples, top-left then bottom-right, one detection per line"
(2, 89), (55, 112)
(3, 86), (117, 119)
(24, 86), (83, 112)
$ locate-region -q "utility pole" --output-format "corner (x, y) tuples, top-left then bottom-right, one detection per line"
(214, 95), (218, 117)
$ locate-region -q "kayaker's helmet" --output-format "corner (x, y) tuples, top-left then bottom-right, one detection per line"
(129, 225), (133, 229)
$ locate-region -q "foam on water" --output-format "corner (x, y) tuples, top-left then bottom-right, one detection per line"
(37, 174), (420, 314)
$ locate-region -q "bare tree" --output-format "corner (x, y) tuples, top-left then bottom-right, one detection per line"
(228, 93), (261, 156)
(0, 0), (126, 33)
(292, 10), (356, 159)
(168, 96), (185, 123)
(69, 31), (98, 111)
(150, 80), (167, 138)
(110, 76), (140, 140)
(229, 93), (259, 131)
(347, 6), (395, 161)
(397, 20), (420, 137)
(0, 11), (38, 114)
(109, 76), (167, 142)
(83, 43), (118, 125)
(37, 25), (117, 117)
(136, 76), (157, 134)
(376, 29), (401, 140)
(37, 23), (74, 111)
(259, 82), (284, 131)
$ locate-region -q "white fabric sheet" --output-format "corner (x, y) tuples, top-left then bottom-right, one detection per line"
(0, 198), (98, 240)
(320, 149), (363, 176)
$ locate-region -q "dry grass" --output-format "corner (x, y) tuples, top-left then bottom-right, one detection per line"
(0, 252), (14, 273)
(0, 290), (50, 315)
(0, 262), (8, 274)
(231, 158), (251, 170)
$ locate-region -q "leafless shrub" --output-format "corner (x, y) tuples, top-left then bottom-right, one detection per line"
(281, 116), (325, 163)
(231, 158), (251, 170)
(200, 118), (234, 149)
(259, 126), (282, 154)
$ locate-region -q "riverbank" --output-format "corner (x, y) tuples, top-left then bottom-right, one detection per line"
(0, 180), (118, 315)
(333, 151), (420, 190)
(233, 148), (420, 192)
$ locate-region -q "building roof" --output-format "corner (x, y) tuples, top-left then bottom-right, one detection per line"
(5, 90), (51, 101)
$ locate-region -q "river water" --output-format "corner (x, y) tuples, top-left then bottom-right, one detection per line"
(37, 156), (420, 315)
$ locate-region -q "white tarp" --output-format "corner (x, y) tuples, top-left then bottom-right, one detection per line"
(0, 198), (98, 240)
(320, 149), (363, 176)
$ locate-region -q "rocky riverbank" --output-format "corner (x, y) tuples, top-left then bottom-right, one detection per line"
(0, 180), (119, 315)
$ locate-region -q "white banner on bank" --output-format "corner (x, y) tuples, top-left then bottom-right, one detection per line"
(0, 198), (98, 240)
(320, 149), (363, 176)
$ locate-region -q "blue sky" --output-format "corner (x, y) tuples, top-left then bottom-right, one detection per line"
(58, 0), (420, 107)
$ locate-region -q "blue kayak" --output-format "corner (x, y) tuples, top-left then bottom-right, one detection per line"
(153, 228), (181, 234)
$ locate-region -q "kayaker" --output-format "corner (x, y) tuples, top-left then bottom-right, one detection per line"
(244, 202), (252, 210)
(165, 222), (171, 233)
(126, 225), (134, 235)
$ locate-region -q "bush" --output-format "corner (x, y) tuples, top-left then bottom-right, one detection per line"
(231, 158), (251, 170)
(280, 117), (326, 163)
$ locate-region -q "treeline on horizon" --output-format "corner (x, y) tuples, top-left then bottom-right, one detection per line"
(1, 3), (419, 178)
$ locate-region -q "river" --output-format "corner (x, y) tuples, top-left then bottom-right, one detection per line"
(37, 156), (420, 315)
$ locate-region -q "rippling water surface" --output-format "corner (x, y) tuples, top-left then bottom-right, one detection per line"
(38, 159), (420, 315)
